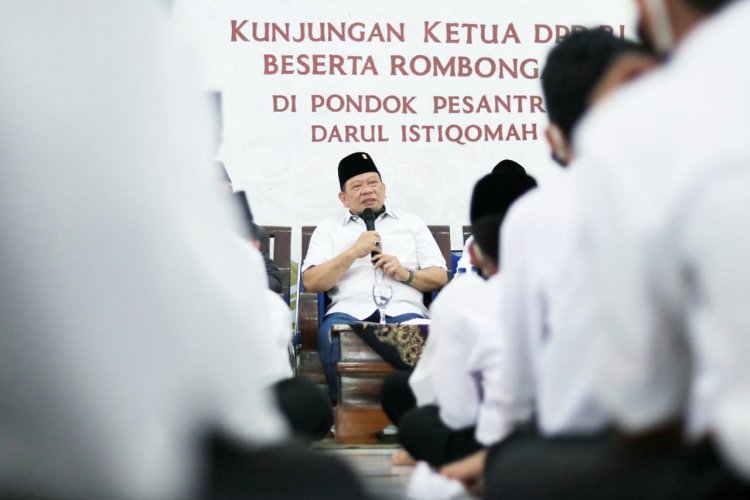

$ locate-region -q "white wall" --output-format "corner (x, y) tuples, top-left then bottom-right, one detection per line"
(176, 0), (637, 254)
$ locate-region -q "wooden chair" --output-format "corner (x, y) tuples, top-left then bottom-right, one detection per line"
(259, 225), (292, 302)
(425, 225), (451, 307)
(296, 226), (327, 385)
(297, 224), (451, 443)
(462, 224), (472, 243)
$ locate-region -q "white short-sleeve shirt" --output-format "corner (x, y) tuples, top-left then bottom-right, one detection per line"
(302, 207), (447, 319)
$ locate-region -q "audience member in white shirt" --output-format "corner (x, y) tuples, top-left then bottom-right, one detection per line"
(380, 171), (536, 469)
(571, 0), (750, 495)
(0, 3), (367, 498)
(441, 29), (659, 498)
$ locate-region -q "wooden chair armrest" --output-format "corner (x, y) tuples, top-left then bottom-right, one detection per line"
(298, 291), (320, 351)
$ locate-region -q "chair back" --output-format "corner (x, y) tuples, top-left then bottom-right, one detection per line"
(462, 225), (472, 243)
(427, 225), (451, 267)
(301, 225), (316, 262)
(299, 226), (325, 351)
(260, 225), (292, 301)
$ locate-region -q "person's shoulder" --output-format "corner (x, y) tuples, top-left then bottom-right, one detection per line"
(430, 274), (492, 336)
(387, 207), (425, 224)
(574, 63), (675, 156)
(504, 186), (549, 227)
(430, 273), (484, 310)
(312, 214), (346, 232)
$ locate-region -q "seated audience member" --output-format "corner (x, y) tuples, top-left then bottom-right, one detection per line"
(302, 152), (449, 401)
(228, 180), (283, 294)
(454, 159), (531, 276)
(438, 29), (658, 496)
(233, 191), (334, 442)
(0, 3), (368, 499)
(252, 224), (284, 294)
(381, 169), (537, 468)
(492, 159), (527, 176)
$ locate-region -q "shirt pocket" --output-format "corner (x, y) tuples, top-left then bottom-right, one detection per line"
(382, 227), (418, 268)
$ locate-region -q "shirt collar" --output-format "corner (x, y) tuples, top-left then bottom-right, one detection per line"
(342, 206), (398, 225)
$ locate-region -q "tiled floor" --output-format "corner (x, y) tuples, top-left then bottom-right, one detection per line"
(324, 446), (414, 499)
(317, 443), (476, 499)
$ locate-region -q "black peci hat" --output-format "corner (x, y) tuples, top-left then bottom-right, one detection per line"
(492, 159), (527, 175)
(469, 172), (537, 224)
(338, 152), (380, 190)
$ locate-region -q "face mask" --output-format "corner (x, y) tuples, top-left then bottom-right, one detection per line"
(643, 0), (675, 55)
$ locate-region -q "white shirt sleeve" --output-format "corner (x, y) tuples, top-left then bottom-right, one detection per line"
(413, 218), (448, 270)
(469, 276), (514, 446)
(262, 289), (294, 384)
(301, 222), (334, 272)
(409, 333), (439, 406)
(430, 282), (483, 430)
(679, 167), (750, 476)
(480, 206), (536, 444)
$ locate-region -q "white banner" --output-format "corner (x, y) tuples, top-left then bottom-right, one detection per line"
(179, 0), (636, 251)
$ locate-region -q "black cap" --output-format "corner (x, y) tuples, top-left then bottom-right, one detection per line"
(338, 152), (380, 190)
(469, 172), (537, 224)
(492, 159), (527, 175)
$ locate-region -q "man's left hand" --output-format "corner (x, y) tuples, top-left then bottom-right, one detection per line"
(372, 254), (409, 282)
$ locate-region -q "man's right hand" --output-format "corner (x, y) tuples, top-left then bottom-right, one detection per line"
(350, 231), (382, 259)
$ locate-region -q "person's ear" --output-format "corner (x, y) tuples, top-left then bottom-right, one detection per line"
(338, 191), (348, 207)
(545, 124), (571, 166)
(468, 240), (482, 269)
(641, 0), (675, 55)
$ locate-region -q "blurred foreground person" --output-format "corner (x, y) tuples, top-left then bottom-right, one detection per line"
(0, 2), (366, 499)
(569, 0), (750, 497)
(233, 192), (334, 443)
(441, 29), (658, 498)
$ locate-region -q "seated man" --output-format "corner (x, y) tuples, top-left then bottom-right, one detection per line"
(302, 152), (448, 401)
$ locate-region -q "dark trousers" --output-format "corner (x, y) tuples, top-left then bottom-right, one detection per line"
(484, 429), (750, 500)
(273, 377), (333, 443)
(398, 405), (482, 468)
(204, 432), (372, 500)
(380, 370), (416, 426)
(318, 311), (424, 402)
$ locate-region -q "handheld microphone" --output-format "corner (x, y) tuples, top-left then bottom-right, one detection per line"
(361, 208), (378, 258)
